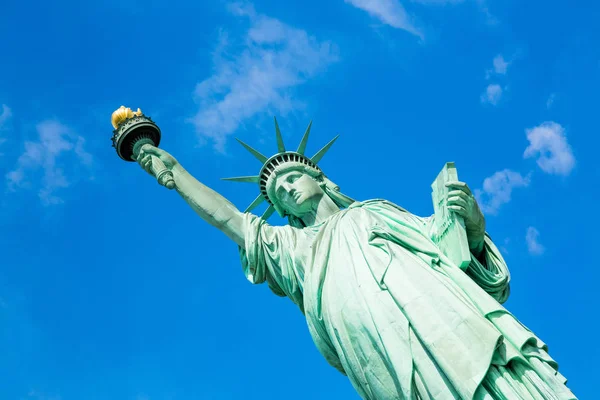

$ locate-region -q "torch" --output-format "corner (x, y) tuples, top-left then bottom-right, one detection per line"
(110, 106), (175, 189)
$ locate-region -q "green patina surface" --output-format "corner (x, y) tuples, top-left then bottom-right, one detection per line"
(132, 117), (576, 400)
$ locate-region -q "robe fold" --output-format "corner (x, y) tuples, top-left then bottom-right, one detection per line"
(239, 199), (576, 400)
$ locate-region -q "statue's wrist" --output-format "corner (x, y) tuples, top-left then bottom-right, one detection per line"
(468, 236), (485, 258)
(172, 163), (186, 176)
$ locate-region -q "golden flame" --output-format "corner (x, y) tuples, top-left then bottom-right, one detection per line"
(111, 106), (143, 129)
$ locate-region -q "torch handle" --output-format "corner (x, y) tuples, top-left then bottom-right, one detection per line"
(148, 155), (176, 190)
(135, 141), (176, 190)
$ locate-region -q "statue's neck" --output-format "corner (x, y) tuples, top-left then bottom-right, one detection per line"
(301, 194), (340, 226)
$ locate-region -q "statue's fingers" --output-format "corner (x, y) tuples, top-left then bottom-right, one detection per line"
(448, 205), (467, 217)
(448, 189), (470, 202)
(447, 196), (468, 209)
(143, 158), (153, 174)
(446, 181), (472, 196)
(137, 146), (150, 160)
(136, 151), (145, 163)
(139, 144), (161, 156)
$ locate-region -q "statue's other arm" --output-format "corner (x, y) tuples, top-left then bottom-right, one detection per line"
(421, 214), (510, 303)
(445, 181), (486, 259)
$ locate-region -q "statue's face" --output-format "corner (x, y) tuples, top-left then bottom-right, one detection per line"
(274, 170), (324, 217)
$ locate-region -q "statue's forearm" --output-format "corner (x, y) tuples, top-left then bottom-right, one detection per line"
(172, 164), (245, 247)
(469, 237), (485, 261)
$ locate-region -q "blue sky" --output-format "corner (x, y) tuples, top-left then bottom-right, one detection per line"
(0, 0), (598, 399)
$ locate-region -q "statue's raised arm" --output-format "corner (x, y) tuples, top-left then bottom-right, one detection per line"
(137, 146), (246, 247)
(110, 105), (246, 247)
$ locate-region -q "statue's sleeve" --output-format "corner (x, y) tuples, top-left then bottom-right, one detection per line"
(238, 213), (305, 307)
(465, 234), (511, 303)
(420, 214), (511, 304)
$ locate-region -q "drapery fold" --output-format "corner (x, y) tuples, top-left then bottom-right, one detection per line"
(237, 200), (575, 400)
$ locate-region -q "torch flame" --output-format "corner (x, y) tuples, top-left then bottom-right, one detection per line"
(111, 106), (143, 129)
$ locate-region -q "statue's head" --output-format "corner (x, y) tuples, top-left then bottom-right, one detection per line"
(223, 118), (354, 224)
(267, 162), (326, 218)
(272, 169), (324, 217)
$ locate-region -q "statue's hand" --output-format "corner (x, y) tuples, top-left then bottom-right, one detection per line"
(445, 181), (486, 249)
(137, 145), (179, 176)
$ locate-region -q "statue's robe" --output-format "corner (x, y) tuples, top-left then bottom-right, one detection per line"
(239, 199), (576, 400)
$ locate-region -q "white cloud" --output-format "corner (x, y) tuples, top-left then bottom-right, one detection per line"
(526, 226), (545, 255)
(546, 93), (556, 109)
(27, 389), (62, 400)
(499, 237), (510, 255)
(0, 104), (11, 153)
(6, 120), (93, 205)
(480, 83), (503, 105)
(0, 104), (11, 128)
(190, 2), (339, 150)
(475, 0), (498, 25)
(345, 0), (422, 37)
(485, 54), (510, 79)
(475, 169), (531, 215)
(413, 0), (465, 3)
(523, 121), (575, 176)
(492, 54), (509, 75)
(482, 55), (509, 102)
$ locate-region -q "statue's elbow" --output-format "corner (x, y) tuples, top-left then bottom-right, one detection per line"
(210, 207), (245, 247)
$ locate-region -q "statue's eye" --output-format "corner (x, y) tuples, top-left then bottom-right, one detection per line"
(288, 174), (299, 183)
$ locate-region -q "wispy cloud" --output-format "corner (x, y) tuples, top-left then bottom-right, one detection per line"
(499, 237), (510, 255)
(0, 104), (12, 153)
(484, 53), (512, 79)
(491, 54), (509, 75)
(0, 104), (11, 129)
(345, 0), (492, 39)
(546, 93), (556, 109)
(524, 121), (575, 176)
(475, 169), (531, 215)
(344, 0), (422, 37)
(526, 226), (545, 255)
(475, 0), (498, 25)
(6, 120), (93, 205)
(27, 389), (62, 400)
(190, 2), (339, 151)
(413, 0), (465, 3)
(480, 83), (503, 105)
(482, 54), (510, 105)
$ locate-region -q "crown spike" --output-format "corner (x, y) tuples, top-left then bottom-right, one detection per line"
(244, 194), (265, 213)
(311, 135), (339, 164)
(236, 138), (268, 163)
(262, 205), (276, 220)
(221, 176), (260, 183)
(274, 117), (286, 153)
(296, 120), (312, 155)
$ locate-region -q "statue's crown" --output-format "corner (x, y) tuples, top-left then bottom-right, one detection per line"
(223, 118), (338, 219)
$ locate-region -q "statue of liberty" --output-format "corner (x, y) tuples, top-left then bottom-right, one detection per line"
(116, 108), (576, 400)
